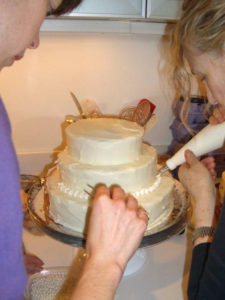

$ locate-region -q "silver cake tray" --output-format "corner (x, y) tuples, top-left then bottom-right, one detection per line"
(27, 178), (190, 248)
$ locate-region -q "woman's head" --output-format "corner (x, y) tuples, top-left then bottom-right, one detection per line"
(0, 0), (82, 70)
(178, 0), (225, 54)
(48, 0), (82, 16)
(171, 0), (225, 127)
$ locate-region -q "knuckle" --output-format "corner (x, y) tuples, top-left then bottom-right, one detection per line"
(139, 219), (148, 230)
(135, 218), (147, 233)
(114, 198), (126, 210)
(94, 194), (108, 204)
(126, 208), (137, 221)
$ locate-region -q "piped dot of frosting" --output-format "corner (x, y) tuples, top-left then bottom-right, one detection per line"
(132, 175), (161, 198)
(58, 174), (162, 199)
(58, 182), (89, 200)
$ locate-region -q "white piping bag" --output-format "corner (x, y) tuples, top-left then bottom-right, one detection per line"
(159, 122), (225, 174)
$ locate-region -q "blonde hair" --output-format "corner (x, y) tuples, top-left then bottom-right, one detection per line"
(170, 0), (225, 133)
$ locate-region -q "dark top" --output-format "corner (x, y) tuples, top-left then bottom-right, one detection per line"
(188, 199), (225, 299)
(0, 99), (27, 299)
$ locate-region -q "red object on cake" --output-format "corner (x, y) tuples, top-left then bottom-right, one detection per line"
(139, 98), (156, 113)
(133, 98), (156, 126)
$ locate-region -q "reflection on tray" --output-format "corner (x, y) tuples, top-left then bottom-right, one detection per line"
(27, 179), (189, 248)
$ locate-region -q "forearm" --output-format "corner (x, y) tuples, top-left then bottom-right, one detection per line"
(70, 257), (123, 300)
(193, 193), (216, 247)
(70, 185), (148, 300)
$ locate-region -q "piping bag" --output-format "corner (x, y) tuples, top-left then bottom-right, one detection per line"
(158, 122), (225, 174)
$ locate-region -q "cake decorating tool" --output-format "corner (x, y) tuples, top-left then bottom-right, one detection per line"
(70, 92), (87, 119)
(158, 122), (225, 174)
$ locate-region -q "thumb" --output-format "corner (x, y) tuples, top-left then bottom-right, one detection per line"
(184, 150), (199, 166)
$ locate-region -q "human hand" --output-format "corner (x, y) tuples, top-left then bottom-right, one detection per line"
(178, 150), (216, 227)
(23, 254), (44, 275)
(178, 150), (216, 199)
(200, 156), (216, 179)
(85, 185), (148, 275)
(209, 105), (225, 124)
(71, 187), (148, 300)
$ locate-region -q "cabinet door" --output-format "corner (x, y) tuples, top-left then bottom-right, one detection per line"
(67, 0), (146, 19)
(147, 0), (183, 20)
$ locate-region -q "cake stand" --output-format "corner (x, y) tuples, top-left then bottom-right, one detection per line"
(27, 177), (190, 249)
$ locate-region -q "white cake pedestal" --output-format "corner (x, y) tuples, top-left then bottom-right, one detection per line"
(124, 248), (147, 277)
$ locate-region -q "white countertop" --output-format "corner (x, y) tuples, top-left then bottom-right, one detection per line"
(23, 228), (193, 300)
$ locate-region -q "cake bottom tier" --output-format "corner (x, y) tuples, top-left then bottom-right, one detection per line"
(47, 168), (174, 233)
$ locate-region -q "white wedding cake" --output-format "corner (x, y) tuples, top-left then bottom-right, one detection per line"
(46, 118), (174, 233)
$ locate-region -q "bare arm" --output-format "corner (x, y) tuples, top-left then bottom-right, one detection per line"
(70, 258), (122, 300)
(178, 150), (217, 246)
(70, 185), (148, 300)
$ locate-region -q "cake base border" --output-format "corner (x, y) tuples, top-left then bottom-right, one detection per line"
(27, 177), (189, 248)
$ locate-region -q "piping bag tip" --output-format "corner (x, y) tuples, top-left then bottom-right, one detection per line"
(158, 165), (169, 175)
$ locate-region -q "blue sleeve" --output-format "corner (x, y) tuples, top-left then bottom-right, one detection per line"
(188, 200), (225, 299)
(0, 99), (27, 299)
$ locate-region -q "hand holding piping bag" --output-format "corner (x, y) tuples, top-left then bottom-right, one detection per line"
(159, 122), (225, 174)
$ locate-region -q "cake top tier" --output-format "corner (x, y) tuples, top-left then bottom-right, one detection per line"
(66, 118), (144, 165)
(67, 118), (143, 139)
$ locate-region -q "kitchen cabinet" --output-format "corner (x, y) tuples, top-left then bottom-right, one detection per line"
(147, 0), (183, 20)
(68, 0), (146, 19)
(43, 0), (183, 33)
(64, 0), (183, 21)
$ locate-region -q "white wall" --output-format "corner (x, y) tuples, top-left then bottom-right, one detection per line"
(0, 31), (175, 174)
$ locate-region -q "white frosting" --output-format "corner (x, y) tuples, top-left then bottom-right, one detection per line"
(132, 175), (161, 197)
(57, 143), (157, 193)
(48, 168), (174, 233)
(66, 118), (144, 165)
(47, 118), (174, 234)
(56, 174), (162, 200)
(58, 182), (89, 200)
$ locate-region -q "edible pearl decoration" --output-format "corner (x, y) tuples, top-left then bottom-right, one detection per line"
(58, 174), (162, 200)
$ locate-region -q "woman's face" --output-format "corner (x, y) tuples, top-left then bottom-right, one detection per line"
(0, 0), (62, 70)
(184, 42), (225, 108)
